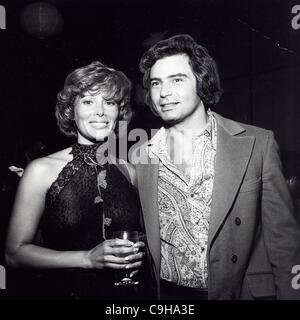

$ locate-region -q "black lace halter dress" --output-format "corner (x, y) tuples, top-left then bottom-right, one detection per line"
(32, 142), (147, 299)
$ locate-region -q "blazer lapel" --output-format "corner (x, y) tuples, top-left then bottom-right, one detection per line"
(208, 114), (255, 250)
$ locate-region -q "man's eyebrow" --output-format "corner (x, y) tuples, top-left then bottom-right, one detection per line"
(150, 77), (161, 82)
(150, 73), (188, 81)
(168, 73), (188, 79)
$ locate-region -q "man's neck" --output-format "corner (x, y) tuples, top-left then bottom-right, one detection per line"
(166, 104), (208, 140)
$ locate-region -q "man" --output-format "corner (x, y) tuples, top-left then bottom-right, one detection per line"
(133, 34), (300, 299)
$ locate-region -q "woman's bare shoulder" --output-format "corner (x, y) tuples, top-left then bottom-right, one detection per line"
(47, 146), (73, 162)
(23, 147), (72, 185)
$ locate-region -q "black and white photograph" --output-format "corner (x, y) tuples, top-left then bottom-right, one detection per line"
(0, 0), (300, 305)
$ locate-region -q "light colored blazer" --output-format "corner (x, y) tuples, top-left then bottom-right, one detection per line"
(134, 112), (300, 300)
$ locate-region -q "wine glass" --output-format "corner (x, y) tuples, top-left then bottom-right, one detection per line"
(113, 230), (140, 286)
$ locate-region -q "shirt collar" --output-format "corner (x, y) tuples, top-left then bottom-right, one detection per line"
(146, 126), (167, 159)
(195, 108), (214, 140)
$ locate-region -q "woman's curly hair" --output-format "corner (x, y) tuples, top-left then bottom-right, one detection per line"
(55, 61), (132, 137)
(139, 34), (222, 113)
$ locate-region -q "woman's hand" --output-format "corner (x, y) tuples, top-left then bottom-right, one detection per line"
(85, 239), (145, 270)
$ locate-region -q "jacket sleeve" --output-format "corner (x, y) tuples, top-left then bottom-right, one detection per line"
(261, 131), (300, 299)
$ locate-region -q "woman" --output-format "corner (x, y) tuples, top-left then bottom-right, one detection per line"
(5, 61), (151, 299)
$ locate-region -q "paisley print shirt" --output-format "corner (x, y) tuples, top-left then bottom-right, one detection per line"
(147, 110), (217, 288)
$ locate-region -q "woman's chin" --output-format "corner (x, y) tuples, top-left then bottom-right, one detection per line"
(91, 128), (111, 142)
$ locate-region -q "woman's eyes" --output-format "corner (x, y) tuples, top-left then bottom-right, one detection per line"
(80, 99), (117, 106)
(104, 100), (117, 106)
(82, 99), (93, 105)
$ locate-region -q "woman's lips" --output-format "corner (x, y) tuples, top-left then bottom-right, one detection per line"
(90, 121), (108, 128)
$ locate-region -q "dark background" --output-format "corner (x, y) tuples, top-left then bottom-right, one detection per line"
(0, 0), (300, 264)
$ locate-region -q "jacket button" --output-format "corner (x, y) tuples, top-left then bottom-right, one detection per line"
(231, 254), (238, 263)
(235, 217), (241, 226)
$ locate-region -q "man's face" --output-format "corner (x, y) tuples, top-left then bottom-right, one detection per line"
(149, 54), (202, 124)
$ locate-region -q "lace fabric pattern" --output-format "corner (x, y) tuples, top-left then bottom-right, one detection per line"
(28, 142), (150, 299)
(42, 141), (141, 250)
